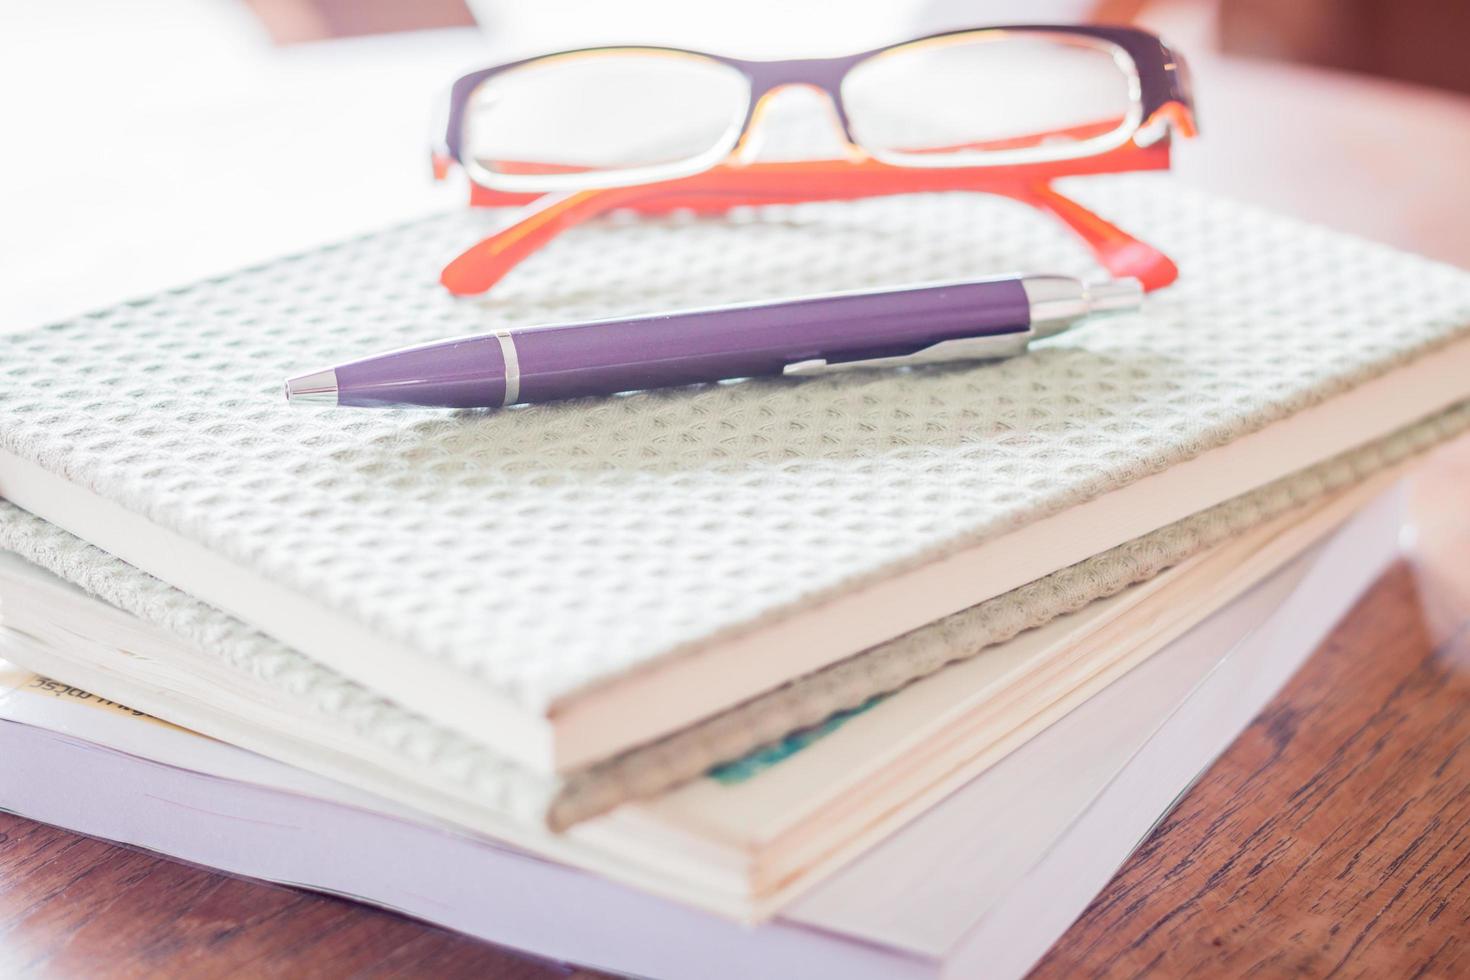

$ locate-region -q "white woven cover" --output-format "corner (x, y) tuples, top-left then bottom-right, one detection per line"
(2, 176), (1470, 717)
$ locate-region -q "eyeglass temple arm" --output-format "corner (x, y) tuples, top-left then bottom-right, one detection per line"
(440, 186), (656, 296)
(440, 184), (1177, 296)
(1005, 183), (1177, 291)
(440, 138), (1183, 296)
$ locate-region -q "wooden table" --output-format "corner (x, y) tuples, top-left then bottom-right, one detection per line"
(4, 5), (1469, 977)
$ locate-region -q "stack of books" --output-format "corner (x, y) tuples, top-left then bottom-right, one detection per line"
(2, 177), (1469, 977)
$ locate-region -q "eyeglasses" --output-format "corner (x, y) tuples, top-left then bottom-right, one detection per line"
(432, 25), (1196, 297)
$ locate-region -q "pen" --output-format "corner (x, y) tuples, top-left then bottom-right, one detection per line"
(285, 274), (1142, 409)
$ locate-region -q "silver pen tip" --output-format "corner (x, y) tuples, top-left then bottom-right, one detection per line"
(284, 369), (339, 406)
(1085, 277), (1145, 314)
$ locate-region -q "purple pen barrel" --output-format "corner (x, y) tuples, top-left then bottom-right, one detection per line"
(298, 278), (1034, 409)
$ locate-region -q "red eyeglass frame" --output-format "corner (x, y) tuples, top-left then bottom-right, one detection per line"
(431, 27), (1198, 298)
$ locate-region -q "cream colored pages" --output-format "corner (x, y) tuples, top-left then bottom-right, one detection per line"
(2, 178), (1469, 772)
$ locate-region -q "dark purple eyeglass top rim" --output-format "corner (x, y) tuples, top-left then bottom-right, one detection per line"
(442, 24), (1193, 163)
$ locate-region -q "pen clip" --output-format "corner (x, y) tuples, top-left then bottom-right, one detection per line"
(782, 330), (1034, 377)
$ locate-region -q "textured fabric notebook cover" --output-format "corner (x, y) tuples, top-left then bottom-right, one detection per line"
(3, 401), (1467, 828)
(2, 176), (1470, 768)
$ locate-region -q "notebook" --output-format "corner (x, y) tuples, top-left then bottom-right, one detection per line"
(0, 483), (1405, 977)
(1, 177), (1468, 783)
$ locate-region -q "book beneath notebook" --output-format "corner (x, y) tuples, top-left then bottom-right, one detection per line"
(1, 177), (1467, 789)
(0, 483), (1405, 978)
(0, 466), (1413, 918)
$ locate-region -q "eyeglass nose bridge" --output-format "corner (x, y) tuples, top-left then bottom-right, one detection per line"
(733, 58), (867, 165)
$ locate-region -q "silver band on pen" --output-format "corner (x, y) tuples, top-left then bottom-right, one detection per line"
(494, 329), (521, 407)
